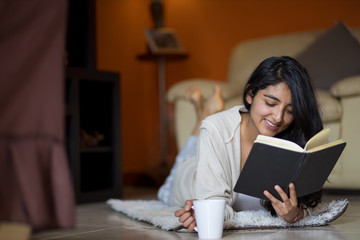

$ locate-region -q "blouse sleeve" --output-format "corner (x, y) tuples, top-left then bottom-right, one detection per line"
(194, 123), (236, 221)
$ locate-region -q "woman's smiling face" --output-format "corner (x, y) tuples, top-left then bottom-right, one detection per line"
(246, 82), (294, 137)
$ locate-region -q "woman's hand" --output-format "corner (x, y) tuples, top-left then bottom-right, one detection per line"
(263, 183), (303, 223)
(174, 199), (197, 232)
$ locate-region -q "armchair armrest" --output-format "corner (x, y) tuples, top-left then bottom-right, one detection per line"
(167, 78), (243, 103)
(330, 75), (360, 97)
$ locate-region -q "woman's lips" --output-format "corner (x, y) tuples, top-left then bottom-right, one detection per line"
(264, 119), (279, 131)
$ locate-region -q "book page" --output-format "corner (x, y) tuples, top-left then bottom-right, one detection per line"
(255, 128), (332, 152)
(304, 128), (330, 151)
(307, 139), (346, 153)
(255, 135), (304, 152)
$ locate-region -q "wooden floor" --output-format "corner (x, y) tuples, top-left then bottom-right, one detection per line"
(27, 187), (360, 240)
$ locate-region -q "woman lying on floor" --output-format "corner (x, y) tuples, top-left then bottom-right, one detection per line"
(157, 56), (323, 232)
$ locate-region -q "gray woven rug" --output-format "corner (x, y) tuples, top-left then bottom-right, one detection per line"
(107, 199), (348, 231)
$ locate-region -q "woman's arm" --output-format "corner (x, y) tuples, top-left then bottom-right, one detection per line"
(174, 112), (240, 230)
(194, 126), (237, 221)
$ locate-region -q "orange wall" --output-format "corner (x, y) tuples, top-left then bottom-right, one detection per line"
(95, 0), (360, 182)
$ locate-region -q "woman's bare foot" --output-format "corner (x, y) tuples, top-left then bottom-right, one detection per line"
(185, 85), (225, 136)
(201, 85), (225, 119)
(185, 86), (204, 120)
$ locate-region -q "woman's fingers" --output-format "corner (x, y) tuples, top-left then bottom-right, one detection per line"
(264, 188), (284, 207)
(263, 190), (277, 202)
(288, 183), (297, 202)
(174, 208), (186, 217)
(265, 184), (297, 204)
(184, 199), (195, 211)
(274, 185), (290, 202)
(174, 199), (195, 217)
(182, 213), (196, 230)
(178, 211), (193, 223)
(264, 184), (299, 217)
(174, 199), (197, 231)
(187, 221), (197, 232)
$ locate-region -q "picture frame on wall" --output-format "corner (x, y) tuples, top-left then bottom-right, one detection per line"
(144, 28), (184, 54)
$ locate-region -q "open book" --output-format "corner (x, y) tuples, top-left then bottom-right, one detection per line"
(233, 128), (346, 200)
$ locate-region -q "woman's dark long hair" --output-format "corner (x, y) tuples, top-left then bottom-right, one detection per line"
(242, 56), (323, 216)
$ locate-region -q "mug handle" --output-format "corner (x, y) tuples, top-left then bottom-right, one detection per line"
(191, 206), (198, 232)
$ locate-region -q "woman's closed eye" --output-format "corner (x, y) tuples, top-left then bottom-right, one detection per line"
(265, 101), (276, 107)
(265, 100), (293, 115)
(286, 108), (293, 114)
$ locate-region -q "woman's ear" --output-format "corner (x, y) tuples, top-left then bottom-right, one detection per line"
(246, 90), (253, 105)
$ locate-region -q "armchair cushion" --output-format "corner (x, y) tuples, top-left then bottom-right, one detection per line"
(316, 90), (342, 122)
(296, 21), (360, 90)
(330, 75), (360, 97)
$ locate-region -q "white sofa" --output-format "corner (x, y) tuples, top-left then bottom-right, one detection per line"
(167, 26), (360, 190)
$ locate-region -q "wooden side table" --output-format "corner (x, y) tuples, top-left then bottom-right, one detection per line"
(137, 52), (188, 172)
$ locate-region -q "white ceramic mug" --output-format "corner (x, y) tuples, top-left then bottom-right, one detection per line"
(192, 199), (226, 239)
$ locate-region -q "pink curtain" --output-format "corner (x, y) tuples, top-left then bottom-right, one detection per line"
(0, 0), (75, 231)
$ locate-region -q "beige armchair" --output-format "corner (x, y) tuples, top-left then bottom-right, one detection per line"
(167, 26), (360, 190)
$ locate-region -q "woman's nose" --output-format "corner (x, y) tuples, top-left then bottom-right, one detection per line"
(272, 108), (284, 123)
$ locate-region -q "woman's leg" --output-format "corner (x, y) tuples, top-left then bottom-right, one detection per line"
(157, 85), (225, 204)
